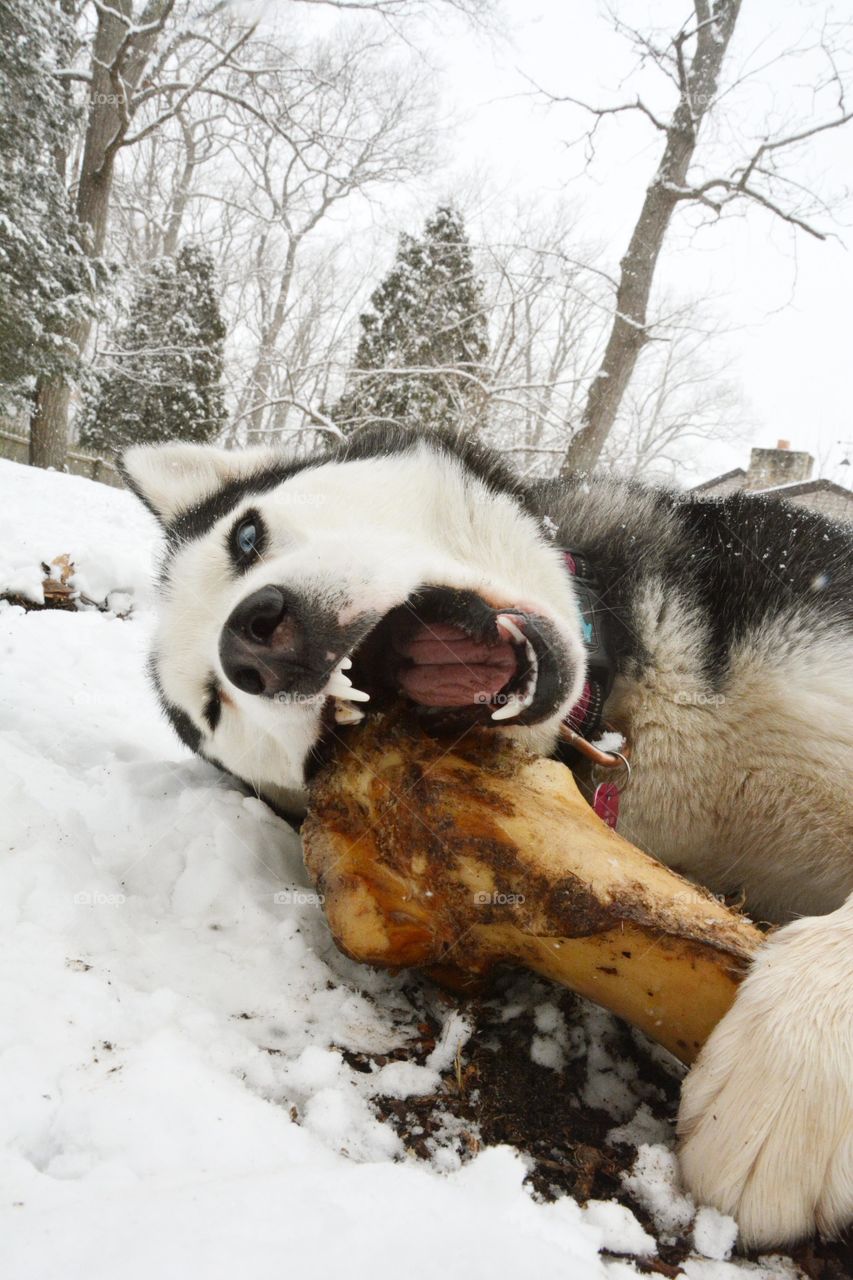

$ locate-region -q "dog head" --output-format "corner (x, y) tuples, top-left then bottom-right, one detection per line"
(122, 427), (587, 815)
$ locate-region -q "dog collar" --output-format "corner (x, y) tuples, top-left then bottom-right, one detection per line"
(557, 551), (628, 828)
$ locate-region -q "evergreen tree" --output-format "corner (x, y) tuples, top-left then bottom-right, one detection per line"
(0, 0), (94, 410)
(334, 206), (489, 434)
(81, 245), (227, 453)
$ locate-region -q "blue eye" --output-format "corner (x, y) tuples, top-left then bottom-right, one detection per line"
(230, 511), (266, 571)
(237, 522), (257, 555)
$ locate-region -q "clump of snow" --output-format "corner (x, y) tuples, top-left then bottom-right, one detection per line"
(681, 1263), (790, 1280)
(531, 999), (569, 1070)
(581, 1199), (656, 1256)
(621, 1144), (695, 1238)
(581, 1006), (661, 1123)
(608, 1102), (674, 1150)
(425, 1008), (472, 1073)
(367, 1060), (441, 1099)
(531, 1034), (566, 1071)
(591, 729), (626, 755)
(693, 1206), (738, 1260)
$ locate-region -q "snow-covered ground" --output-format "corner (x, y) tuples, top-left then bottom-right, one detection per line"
(0, 459), (808, 1279)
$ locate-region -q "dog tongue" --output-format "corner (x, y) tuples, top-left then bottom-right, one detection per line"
(395, 621), (517, 707)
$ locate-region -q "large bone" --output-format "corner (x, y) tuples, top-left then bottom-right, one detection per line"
(302, 714), (762, 1064)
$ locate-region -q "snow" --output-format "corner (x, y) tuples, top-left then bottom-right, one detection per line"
(621, 1144), (696, 1239)
(0, 460), (809, 1278)
(425, 1008), (472, 1073)
(0, 458), (156, 603)
(693, 1207), (739, 1262)
(582, 1199), (656, 1256)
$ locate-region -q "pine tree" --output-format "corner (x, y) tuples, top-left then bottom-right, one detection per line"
(81, 245), (227, 453)
(0, 0), (94, 411)
(334, 206), (489, 435)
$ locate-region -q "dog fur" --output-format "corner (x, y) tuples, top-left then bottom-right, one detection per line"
(122, 425), (853, 1250)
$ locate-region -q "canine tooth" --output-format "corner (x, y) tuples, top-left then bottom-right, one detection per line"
(496, 614), (526, 645)
(494, 615), (539, 717)
(521, 639), (538, 702)
(492, 695), (524, 722)
(334, 699), (365, 725)
(338, 656), (353, 671)
(327, 671), (370, 701)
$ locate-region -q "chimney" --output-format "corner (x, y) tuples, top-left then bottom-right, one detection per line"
(746, 442), (813, 492)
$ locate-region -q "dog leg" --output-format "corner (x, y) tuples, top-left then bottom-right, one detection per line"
(677, 892), (853, 1249)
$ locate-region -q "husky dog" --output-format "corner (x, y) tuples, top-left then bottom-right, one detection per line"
(121, 425), (853, 1250)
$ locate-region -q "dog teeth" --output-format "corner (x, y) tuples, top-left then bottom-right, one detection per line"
(496, 614), (526, 645)
(338, 656), (352, 670)
(492, 695), (525, 722)
(326, 670), (370, 702)
(492, 614), (538, 721)
(333, 698), (365, 725)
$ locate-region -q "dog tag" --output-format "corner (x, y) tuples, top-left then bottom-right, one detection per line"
(593, 781), (620, 829)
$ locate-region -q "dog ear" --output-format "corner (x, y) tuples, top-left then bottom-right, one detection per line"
(119, 442), (283, 526)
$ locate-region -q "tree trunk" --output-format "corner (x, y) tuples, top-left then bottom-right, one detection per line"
(559, 0), (741, 478)
(29, 0), (171, 469)
(162, 112), (198, 257)
(241, 239), (299, 445)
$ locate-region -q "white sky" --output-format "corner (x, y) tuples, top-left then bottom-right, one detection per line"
(245, 0), (853, 485)
(415, 0), (853, 484)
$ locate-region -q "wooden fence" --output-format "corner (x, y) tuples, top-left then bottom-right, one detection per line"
(0, 427), (123, 488)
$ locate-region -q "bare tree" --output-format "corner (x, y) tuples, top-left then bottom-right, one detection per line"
(478, 204), (609, 471)
(548, 1), (853, 477)
(217, 35), (434, 445)
(29, 0), (254, 468)
(29, 0), (490, 469)
(599, 324), (749, 483)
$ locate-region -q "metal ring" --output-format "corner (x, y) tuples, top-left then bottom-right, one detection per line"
(592, 751), (632, 792)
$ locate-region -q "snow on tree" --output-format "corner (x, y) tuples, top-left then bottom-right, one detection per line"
(333, 206), (489, 435)
(0, 0), (95, 411)
(80, 245), (227, 453)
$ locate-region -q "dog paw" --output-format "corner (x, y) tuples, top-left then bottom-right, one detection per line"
(677, 899), (853, 1250)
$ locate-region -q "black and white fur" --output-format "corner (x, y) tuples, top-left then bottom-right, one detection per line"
(122, 426), (853, 1250)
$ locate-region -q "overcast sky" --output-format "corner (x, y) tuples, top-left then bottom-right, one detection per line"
(417, 0), (853, 484)
(247, 0), (853, 485)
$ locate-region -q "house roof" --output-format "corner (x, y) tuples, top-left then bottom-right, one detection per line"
(751, 478), (853, 501)
(692, 471), (853, 503)
(691, 467), (746, 493)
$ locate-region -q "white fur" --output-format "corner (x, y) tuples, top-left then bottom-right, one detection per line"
(611, 599), (853, 921)
(122, 441), (283, 524)
(597, 578), (853, 1247)
(130, 443), (587, 807)
(678, 893), (853, 1248)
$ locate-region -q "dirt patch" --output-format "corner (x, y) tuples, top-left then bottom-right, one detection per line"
(347, 974), (852, 1277)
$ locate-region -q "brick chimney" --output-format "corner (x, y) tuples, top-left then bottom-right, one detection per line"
(746, 440), (813, 491)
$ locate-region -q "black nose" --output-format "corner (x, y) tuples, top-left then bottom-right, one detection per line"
(219, 585), (311, 697)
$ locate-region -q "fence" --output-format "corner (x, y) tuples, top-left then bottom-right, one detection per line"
(0, 427), (123, 489)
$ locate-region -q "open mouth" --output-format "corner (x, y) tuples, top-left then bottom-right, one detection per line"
(308, 586), (572, 775)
